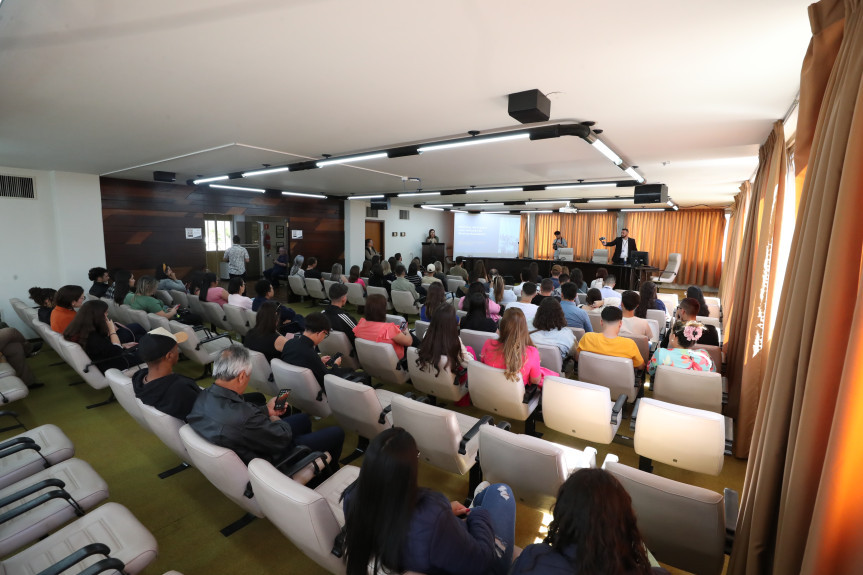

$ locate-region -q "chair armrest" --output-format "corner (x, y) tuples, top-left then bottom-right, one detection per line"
(724, 488), (739, 554)
(315, 389), (325, 402)
(279, 450), (329, 479)
(0, 440), (43, 462)
(378, 405), (392, 425)
(83, 351), (139, 373)
(0, 478), (84, 524)
(496, 420), (512, 431)
(0, 411), (20, 421)
(78, 558), (129, 575)
(196, 332), (232, 350)
(37, 543), (112, 575)
(629, 397), (642, 431)
(610, 394), (627, 425)
(522, 384), (540, 404)
(458, 415), (494, 455)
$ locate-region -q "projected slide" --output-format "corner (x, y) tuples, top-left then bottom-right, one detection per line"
(453, 213), (521, 258)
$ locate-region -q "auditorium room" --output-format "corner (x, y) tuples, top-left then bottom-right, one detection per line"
(0, 1), (860, 574)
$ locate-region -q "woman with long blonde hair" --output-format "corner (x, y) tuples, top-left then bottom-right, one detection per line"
(480, 307), (553, 387)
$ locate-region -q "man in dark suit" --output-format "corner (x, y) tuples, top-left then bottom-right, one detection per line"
(601, 228), (638, 264)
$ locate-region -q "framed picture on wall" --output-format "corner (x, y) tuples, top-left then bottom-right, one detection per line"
(275, 242), (284, 250)
(276, 225), (285, 238)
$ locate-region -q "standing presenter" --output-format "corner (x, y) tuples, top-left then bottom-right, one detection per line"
(552, 230), (568, 259)
(425, 229), (440, 244)
(600, 228), (638, 264)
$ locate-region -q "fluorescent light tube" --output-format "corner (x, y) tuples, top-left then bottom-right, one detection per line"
(242, 167), (290, 178)
(397, 192), (440, 197)
(418, 133), (529, 153)
(317, 153), (387, 168)
(545, 183), (616, 190)
(526, 200), (567, 205)
(465, 187), (523, 194)
(465, 203), (504, 207)
(579, 209), (608, 213)
(483, 211), (511, 214)
(210, 184), (265, 193)
(625, 167), (645, 183)
(427, 204), (452, 208)
(673, 205), (679, 211)
(422, 206), (444, 211)
(282, 191), (327, 199)
(591, 140), (623, 166)
(621, 208), (665, 212)
(348, 194), (384, 200)
(193, 175), (229, 184)
(521, 210), (553, 213)
(587, 198), (631, 203)
(451, 210), (468, 213)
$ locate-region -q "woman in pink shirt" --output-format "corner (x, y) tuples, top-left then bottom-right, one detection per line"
(198, 272), (229, 306)
(458, 281), (501, 321)
(481, 307), (555, 387)
(348, 265), (367, 293)
(353, 293), (413, 360)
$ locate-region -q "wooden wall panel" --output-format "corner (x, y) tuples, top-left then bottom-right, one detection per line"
(101, 177), (344, 281)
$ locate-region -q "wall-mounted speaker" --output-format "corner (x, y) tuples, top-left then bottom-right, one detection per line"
(633, 184), (668, 204)
(370, 197), (390, 210)
(508, 89), (551, 124)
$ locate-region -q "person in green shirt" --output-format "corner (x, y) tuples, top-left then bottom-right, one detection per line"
(125, 276), (179, 319)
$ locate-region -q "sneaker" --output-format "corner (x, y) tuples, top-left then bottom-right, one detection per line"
(472, 480), (491, 503)
(27, 342), (43, 356)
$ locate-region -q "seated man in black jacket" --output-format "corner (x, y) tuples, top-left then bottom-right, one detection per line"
(322, 283), (357, 348)
(280, 311), (362, 389)
(660, 297), (720, 348)
(187, 344), (344, 469)
(132, 327), (199, 421)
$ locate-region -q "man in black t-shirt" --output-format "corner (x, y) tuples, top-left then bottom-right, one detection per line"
(322, 284), (357, 347)
(280, 312), (361, 389)
(132, 327), (200, 421)
(304, 257), (322, 280)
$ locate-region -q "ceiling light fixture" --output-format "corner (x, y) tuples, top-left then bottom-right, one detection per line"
(427, 204), (453, 208)
(579, 209), (608, 213)
(465, 187), (524, 194)
(418, 132), (529, 153)
(545, 183), (617, 190)
(465, 203), (504, 207)
(397, 192), (440, 198)
(673, 205), (679, 211)
(526, 200), (567, 205)
(521, 210), (553, 214)
(242, 166), (290, 178)
(620, 208), (666, 212)
(591, 139), (623, 166)
(422, 206), (444, 211)
(483, 211), (512, 214)
(348, 194), (385, 200)
(587, 198), (631, 203)
(193, 175), (229, 185)
(451, 210), (468, 213)
(282, 191), (327, 199)
(624, 167), (645, 183)
(209, 184), (265, 193)
(317, 152), (388, 168)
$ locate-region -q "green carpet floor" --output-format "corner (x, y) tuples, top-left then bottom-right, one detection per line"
(2, 293), (741, 574)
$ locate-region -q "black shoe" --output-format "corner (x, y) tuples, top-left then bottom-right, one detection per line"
(26, 382), (45, 390)
(27, 342), (43, 356)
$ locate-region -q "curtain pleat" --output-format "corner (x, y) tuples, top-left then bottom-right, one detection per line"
(719, 183), (752, 343)
(518, 214), (528, 258)
(532, 212), (617, 260)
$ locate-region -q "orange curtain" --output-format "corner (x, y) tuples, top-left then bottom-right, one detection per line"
(729, 1), (863, 573)
(518, 214), (528, 257)
(719, 184), (752, 343)
(624, 209), (726, 288)
(532, 212), (617, 260)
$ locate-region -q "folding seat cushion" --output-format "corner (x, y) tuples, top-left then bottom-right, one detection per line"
(0, 425), (75, 490)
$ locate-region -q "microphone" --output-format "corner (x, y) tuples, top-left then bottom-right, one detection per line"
(599, 236), (606, 242)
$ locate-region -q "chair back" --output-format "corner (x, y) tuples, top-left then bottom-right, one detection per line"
(305, 278), (327, 300)
(446, 278), (466, 295)
(186, 295), (206, 319)
(592, 249), (609, 263)
(59, 340), (111, 390)
(385, 314), (406, 326)
(247, 350), (278, 396)
(323, 280), (336, 298)
(316, 330), (358, 369)
(114, 304), (133, 325)
(534, 343), (563, 375)
(656, 292), (679, 311)
(288, 276), (309, 297)
(405, 347), (467, 402)
(105, 369), (150, 430)
(646, 309), (667, 331)
(125, 307), (152, 330)
(245, 308), (257, 329)
(391, 290), (420, 316)
(634, 398), (725, 475)
(223, 304), (251, 336)
(138, 401), (192, 465)
(345, 282), (366, 308)
(606, 461), (727, 575)
(653, 365), (722, 413)
(169, 290), (189, 307)
(567, 327), (585, 343)
(200, 301), (233, 332)
(577, 351), (637, 403)
(690, 344), (722, 371)
(458, 329), (498, 358)
(542, 376), (619, 444)
(169, 321), (234, 366)
(621, 333), (650, 367)
(323, 374), (394, 440)
(178, 425), (263, 517)
(645, 319), (660, 342)
(466, 361), (535, 422)
(366, 285), (392, 309)
(413, 320), (430, 340)
(321, 272), (332, 281)
(155, 290), (173, 306)
(586, 310), (602, 333)
(146, 313), (172, 332)
(557, 248), (574, 261)
(354, 339), (410, 386)
(604, 296), (622, 308)
(270, 359), (332, 418)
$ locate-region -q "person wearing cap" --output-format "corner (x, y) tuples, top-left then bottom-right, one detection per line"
(420, 263), (443, 287)
(132, 327), (201, 421)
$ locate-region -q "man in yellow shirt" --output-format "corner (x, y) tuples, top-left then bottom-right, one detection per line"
(576, 306), (644, 368)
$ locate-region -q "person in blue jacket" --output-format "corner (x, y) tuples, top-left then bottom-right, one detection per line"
(511, 468), (670, 575)
(342, 427), (516, 575)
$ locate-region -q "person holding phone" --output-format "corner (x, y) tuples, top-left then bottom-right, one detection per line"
(353, 294), (415, 360)
(280, 312), (359, 390)
(600, 228), (638, 264)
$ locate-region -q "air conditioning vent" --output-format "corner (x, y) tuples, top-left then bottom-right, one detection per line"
(399, 210), (410, 220)
(366, 207), (379, 218)
(0, 174), (36, 199)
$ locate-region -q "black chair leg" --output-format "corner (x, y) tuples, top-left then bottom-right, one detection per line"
(524, 412), (542, 438)
(465, 463), (483, 506)
(220, 512), (257, 537)
(158, 462), (191, 479)
(340, 436), (369, 465)
(638, 456), (654, 473)
(86, 392), (116, 409)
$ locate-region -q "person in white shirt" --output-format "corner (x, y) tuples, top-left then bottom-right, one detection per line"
(530, 298), (576, 359)
(226, 277), (254, 310)
(223, 235), (250, 279)
(489, 275), (516, 305)
(599, 275), (619, 301)
(507, 282), (539, 328)
(619, 290), (653, 341)
(589, 268), (608, 291)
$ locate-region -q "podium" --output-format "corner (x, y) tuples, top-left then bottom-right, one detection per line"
(421, 242), (446, 268)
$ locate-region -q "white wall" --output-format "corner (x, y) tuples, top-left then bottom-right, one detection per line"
(343, 201), (454, 269)
(0, 167), (104, 337)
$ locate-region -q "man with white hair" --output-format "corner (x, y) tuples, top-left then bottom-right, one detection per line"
(187, 345), (344, 470)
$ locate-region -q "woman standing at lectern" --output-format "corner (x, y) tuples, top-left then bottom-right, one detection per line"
(425, 229), (439, 243)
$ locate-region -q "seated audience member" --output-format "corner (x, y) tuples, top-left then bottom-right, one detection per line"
(507, 282), (539, 326)
(448, 256), (470, 282)
(433, 261), (446, 284)
(360, 260), (372, 278)
(421, 264), (442, 286)
(51, 285), (85, 334)
(64, 300), (140, 372)
(459, 281), (501, 321)
(580, 288), (604, 311)
(570, 267), (588, 294)
(323, 283), (358, 346)
(419, 282), (447, 323)
(490, 275), (516, 305)
(511, 468), (670, 575)
(29, 286), (56, 325)
(460, 293), (497, 333)
(660, 297), (720, 348)
(620, 290), (653, 340)
(367, 263), (390, 294)
(549, 265), (562, 289)
(263, 246), (290, 287)
(155, 264), (187, 292)
(132, 328), (200, 420)
(281, 312), (357, 390)
(187, 345), (344, 469)
(528, 261), (541, 282)
(110, 270), (134, 305)
(406, 262), (427, 297)
(304, 256), (322, 279)
(560, 283), (592, 332)
(590, 267), (608, 290)
(418, 304), (473, 375)
(512, 267), (532, 298)
(199, 273), (229, 306)
(687, 286), (711, 318)
(392, 264), (423, 302)
(127, 276), (181, 320)
(331, 263), (349, 284)
(347, 265), (366, 292)
(531, 278), (557, 306)
(251, 279), (303, 334)
(560, 265), (571, 277)
(576, 306), (644, 369)
(0, 327), (40, 388)
(554, 273), (570, 298)
(88, 267), (111, 298)
(244, 301), (289, 362)
(388, 256), (399, 272)
(353, 294), (413, 360)
(649, 320), (716, 376)
(342, 428), (516, 575)
(289, 255), (305, 278)
(599, 274), (619, 301)
(382, 260), (397, 284)
(481, 307), (554, 387)
(530, 298), (577, 360)
(185, 269), (206, 297)
(471, 259), (490, 284)
(227, 277), (254, 310)
(634, 281), (667, 318)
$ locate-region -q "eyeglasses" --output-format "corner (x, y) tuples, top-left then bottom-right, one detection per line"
(323, 331), (331, 339)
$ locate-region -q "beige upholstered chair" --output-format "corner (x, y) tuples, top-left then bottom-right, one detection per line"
(392, 290), (421, 316)
(124, 307), (152, 330)
(247, 349), (278, 396)
(0, 425), (75, 490)
(169, 321), (235, 378)
(288, 276), (309, 301)
(316, 331), (359, 370)
(169, 289), (189, 307)
(592, 248), (609, 263)
(105, 369), (150, 431)
(223, 304), (251, 336)
(620, 333), (650, 368)
(323, 374), (397, 464)
(270, 359), (332, 418)
(458, 329), (498, 359)
(345, 282), (366, 309)
(652, 365), (732, 450)
(577, 351), (639, 404)
(366, 286), (392, 310)
(542, 376), (626, 444)
(466, 361), (540, 436)
(405, 347), (467, 403)
(305, 278), (328, 302)
(651, 253), (681, 284)
(199, 301), (234, 332)
(137, 401), (193, 478)
(354, 339), (410, 386)
(413, 320), (430, 340)
(533, 343), (563, 375)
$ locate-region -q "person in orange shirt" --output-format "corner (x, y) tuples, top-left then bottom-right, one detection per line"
(50, 285), (85, 334)
(575, 306), (644, 369)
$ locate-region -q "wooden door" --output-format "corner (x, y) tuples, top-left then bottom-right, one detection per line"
(365, 220), (385, 258)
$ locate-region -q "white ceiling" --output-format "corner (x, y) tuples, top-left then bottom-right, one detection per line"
(0, 0), (811, 209)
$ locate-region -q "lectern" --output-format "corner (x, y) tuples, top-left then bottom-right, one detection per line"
(421, 242), (446, 268)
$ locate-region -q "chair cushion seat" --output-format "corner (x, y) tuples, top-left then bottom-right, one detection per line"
(0, 425), (75, 490)
(0, 376), (28, 404)
(0, 364), (17, 378)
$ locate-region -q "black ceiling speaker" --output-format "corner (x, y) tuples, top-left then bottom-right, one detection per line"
(633, 184), (668, 204)
(370, 197), (390, 210)
(153, 171), (176, 183)
(508, 89), (551, 124)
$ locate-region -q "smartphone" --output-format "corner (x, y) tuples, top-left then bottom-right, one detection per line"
(400, 321), (408, 331)
(326, 352), (343, 368)
(274, 389), (291, 411)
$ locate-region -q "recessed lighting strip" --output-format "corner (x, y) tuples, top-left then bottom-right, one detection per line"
(210, 184), (265, 193)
